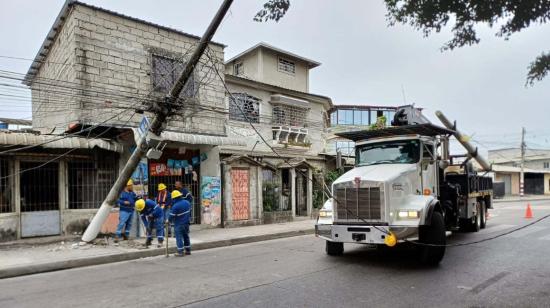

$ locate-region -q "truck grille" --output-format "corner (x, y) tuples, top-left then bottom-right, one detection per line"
(335, 187), (382, 221)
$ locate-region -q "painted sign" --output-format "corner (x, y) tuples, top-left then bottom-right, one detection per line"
(131, 158), (149, 197)
(201, 176), (221, 226)
(231, 169), (249, 220)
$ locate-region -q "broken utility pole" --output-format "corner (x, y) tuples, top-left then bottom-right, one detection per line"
(82, 0), (234, 243)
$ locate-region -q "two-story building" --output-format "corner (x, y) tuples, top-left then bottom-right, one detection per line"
(221, 43), (333, 225)
(1, 0), (248, 240)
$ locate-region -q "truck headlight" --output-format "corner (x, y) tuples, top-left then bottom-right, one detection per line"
(319, 210), (333, 218)
(397, 210), (419, 219)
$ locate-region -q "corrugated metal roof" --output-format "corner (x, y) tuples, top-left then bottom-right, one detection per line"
(0, 118), (33, 126)
(0, 131), (123, 153)
(160, 131), (246, 147)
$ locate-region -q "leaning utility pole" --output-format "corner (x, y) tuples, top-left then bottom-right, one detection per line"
(82, 0), (234, 242)
(520, 127), (526, 197)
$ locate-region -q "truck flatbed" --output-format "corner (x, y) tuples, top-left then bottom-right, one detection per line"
(335, 123), (455, 142)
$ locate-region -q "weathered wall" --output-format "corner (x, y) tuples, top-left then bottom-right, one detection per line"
(0, 214), (18, 242)
(260, 48), (309, 93)
(223, 162), (263, 227)
(225, 49), (260, 80)
(545, 174), (550, 195)
(32, 3), (228, 136)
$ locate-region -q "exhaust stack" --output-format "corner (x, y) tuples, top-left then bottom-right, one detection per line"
(435, 110), (492, 172)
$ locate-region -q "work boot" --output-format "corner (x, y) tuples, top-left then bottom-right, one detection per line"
(184, 250), (191, 256)
(175, 252), (184, 257)
(157, 240), (163, 248)
(113, 237), (119, 244)
(122, 234), (129, 241)
(145, 238), (152, 247)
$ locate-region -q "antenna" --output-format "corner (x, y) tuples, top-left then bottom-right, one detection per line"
(401, 84), (407, 104)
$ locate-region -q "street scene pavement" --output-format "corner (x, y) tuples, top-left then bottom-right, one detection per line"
(1, 199), (549, 308)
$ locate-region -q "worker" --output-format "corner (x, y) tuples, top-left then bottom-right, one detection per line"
(115, 179), (137, 243)
(135, 199), (164, 248)
(175, 180), (193, 204)
(168, 190), (191, 257)
(157, 183), (172, 236)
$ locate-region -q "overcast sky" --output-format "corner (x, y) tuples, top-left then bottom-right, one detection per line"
(1, 0), (549, 151)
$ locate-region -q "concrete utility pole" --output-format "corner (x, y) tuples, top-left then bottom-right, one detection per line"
(520, 127), (526, 197)
(82, 0), (234, 242)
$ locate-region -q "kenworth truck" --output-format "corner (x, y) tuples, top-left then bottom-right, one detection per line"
(316, 106), (493, 265)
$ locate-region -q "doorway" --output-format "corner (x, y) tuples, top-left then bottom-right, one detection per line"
(20, 161), (60, 237)
(295, 168), (308, 216)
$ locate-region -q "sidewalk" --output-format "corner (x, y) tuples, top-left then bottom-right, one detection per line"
(493, 195), (550, 203)
(0, 219), (315, 279)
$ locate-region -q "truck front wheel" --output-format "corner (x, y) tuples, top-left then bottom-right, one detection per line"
(418, 211), (446, 265)
(326, 241), (344, 256)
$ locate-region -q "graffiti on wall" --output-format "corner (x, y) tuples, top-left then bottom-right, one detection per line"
(201, 176), (221, 226)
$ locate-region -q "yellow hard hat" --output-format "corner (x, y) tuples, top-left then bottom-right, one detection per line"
(135, 199), (145, 212)
(171, 190), (183, 199)
(158, 183), (167, 191)
(127, 179), (133, 186)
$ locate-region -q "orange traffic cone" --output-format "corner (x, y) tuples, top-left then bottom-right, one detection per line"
(525, 203), (533, 219)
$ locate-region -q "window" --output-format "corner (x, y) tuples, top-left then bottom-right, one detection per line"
(68, 152), (118, 209)
(330, 111), (337, 125)
(335, 141), (355, 155)
(278, 58), (295, 74)
(151, 54), (196, 98)
(0, 159), (13, 213)
(356, 140), (420, 166)
(229, 93), (260, 123)
(544, 162), (550, 169)
(262, 169), (281, 212)
(273, 104), (308, 127)
(234, 62), (244, 76)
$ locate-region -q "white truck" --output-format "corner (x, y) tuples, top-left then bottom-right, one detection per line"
(316, 107), (493, 265)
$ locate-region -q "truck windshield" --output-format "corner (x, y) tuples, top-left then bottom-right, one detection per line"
(356, 140), (420, 166)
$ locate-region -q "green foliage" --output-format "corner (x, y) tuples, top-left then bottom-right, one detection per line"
(369, 116), (386, 130)
(263, 182), (279, 212)
(256, 0), (550, 85)
(325, 169), (343, 187)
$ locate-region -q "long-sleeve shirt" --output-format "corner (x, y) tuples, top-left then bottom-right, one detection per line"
(117, 190), (137, 212)
(169, 197), (191, 225)
(180, 188), (193, 204)
(140, 199), (163, 225)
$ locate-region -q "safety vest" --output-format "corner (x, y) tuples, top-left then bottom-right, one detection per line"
(157, 191), (168, 206)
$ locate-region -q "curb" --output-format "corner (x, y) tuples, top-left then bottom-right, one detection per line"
(0, 228), (314, 280)
(494, 198), (550, 204)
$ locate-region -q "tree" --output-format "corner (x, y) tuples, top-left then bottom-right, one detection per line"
(255, 0), (550, 86)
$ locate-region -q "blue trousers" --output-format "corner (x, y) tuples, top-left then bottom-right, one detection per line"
(146, 216), (165, 242)
(174, 224), (190, 253)
(116, 210), (133, 238)
(164, 207), (173, 235)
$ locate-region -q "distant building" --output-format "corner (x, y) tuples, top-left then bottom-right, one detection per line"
(489, 148), (550, 195)
(0, 118), (32, 131)
(325, 105), (398, 157)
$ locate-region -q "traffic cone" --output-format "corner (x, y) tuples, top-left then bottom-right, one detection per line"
(525, 203), (533, 219)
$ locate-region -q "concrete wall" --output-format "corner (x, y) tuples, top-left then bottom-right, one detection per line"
(32, 3), (227, 136)
(0, 214), (18, 242)
(222, 161), (263, 227)
(260, 48), (309, 93)
(545, 174), (550, 195)
(223, 82), (328, 156)
(225, 49), (260, 81)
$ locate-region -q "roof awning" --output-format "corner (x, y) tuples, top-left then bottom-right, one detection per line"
(0, 131), (123, 153)
(270, 94), (309, 109)
(160, 131), (247, 147)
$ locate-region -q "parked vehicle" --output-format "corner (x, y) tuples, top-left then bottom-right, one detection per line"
(316, 106), (493, 265)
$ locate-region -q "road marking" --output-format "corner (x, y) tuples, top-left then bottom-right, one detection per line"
(537, 233), (550, 241)
(504, 226), (547, 238)
(483, 224), (516, 233)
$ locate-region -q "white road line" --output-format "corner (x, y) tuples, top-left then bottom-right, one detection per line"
(537, 233), (550, 241)
(504, 226), (547, 239)
(483, 224), (516, 233)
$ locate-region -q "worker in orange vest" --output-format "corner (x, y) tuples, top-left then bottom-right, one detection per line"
(156, 183), (172, 236)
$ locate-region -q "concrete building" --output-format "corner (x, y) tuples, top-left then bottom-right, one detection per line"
(0, 0), (249, 241)
(222, 43), (332, 226)
(489, 148), (550, 195)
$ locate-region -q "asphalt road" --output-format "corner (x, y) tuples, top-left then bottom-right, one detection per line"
(1, 200), (550, 308)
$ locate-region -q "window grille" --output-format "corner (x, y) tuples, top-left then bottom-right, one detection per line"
(68, 152), (118, 209)
(229, 93), (260, 123)
(20, 161), (59, 212)
(0, 159), (13, 213)
(151, 55), (196, 98)
(262, 169), (281, 212)
(273, 104), (307, 127)
(278, 58), (295, 74)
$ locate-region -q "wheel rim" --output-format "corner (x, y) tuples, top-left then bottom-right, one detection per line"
(476, 203), (481, 228)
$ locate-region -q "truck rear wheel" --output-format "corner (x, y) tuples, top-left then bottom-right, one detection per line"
(470, 202), (481, 232)
(418, 211), (446, 265)
(480, 201), (487, 229)
(326, 241), (344, 256)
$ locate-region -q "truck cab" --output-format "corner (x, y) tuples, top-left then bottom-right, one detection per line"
(316, 109), (493, 265)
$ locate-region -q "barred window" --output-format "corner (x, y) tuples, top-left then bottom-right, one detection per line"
(229, 93), (260, 123)
(278, 58), (295, 74)
(0, 159), (13, 213)
(68, 152), (118, 209)
(273, 104), (307, 127)
(151, 55), (196, 98)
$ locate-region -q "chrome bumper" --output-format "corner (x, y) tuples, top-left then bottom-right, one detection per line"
(315, 223), (419, 244)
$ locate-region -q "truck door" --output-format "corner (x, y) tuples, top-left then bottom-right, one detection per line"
(420, 141), (437, 196)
